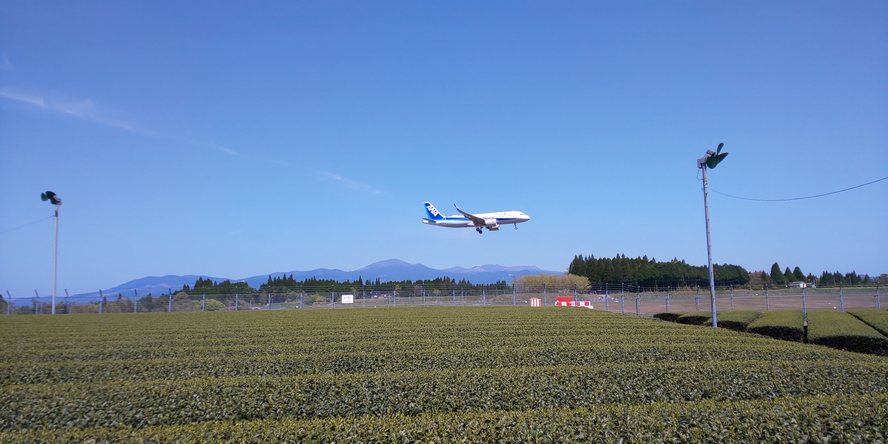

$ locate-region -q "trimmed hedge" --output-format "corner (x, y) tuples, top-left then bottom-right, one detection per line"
(652, 312), (683, 322)
(807, 310), (888, 356)
(2, 394), (886, 443)
(848, 308), (888, 338)
(676, 311), (712, 325)
(3, 307), (887, 440)
(703, 310), (762, 332)
(6, 342), (866, 385)
(746, 310), (804, 342)
(7, 360), (888, 430)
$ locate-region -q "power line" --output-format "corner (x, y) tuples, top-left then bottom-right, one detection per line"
(0, 215), (54, 235)
(712, 175), (888, 202)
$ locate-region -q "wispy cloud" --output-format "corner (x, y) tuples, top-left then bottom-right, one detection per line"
(176, 137), (239, 156)
(209, 143), (238, 156)
(0, 87), (144, 134)
(0, 89), (43, 106)
(0, 87), (238, 156)
(0, 55), (11, 71)
(325, 171), (384, 195)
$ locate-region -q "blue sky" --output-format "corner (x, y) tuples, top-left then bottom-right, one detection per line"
(1, 1), (886, 295)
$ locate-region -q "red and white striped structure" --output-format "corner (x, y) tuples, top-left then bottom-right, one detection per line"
(529, 298), (542, 307)
(555, 296), (574, 306)
(554, 296), (592, 308)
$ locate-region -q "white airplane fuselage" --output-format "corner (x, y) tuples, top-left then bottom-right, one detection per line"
(422, 202), (530, 233)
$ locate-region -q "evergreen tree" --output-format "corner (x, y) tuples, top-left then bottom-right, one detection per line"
(761, 271), (771, 286)
(783, 267), (795, 284)
(612, 259), (624, 282)
(770, 263), (785, 286)
(793, 267), (805, 281)
(820, 271), (833, 287)
(568, 255), (586, 276)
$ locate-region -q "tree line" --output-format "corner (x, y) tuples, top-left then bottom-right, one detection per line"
(568, 254), (750, 289)
(175, 275), (512, 307)
(757, 262), (878, 288)
(567, 255), (881, 291)
(247, 275), (510, 296)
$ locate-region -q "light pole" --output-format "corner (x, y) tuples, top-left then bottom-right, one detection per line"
(697, 143), (728, 328)
(41, 191), (61, 315)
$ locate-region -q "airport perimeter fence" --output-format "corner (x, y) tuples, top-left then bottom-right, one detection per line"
(2, 284), (883, 317)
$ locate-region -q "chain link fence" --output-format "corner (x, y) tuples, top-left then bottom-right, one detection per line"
(3, 284), (882, 316)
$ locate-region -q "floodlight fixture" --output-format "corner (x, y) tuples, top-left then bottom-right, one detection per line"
(41, 191), (62, 205)
(697, 143), (729, 169)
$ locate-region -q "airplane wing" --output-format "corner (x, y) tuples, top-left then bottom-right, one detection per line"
(454, 204), (485, 226)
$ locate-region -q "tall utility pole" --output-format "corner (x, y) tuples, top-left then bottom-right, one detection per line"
(697, 144), (728, 328)
(41, 191), (62, 315)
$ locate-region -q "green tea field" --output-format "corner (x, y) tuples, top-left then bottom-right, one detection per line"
(2, 307), (887, 442)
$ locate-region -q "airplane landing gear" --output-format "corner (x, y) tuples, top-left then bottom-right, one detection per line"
(476, 227), (483, 234)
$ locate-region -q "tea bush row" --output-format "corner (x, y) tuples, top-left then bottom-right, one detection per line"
(807, 310), (888, 355)
(1, 309), (690, 355)
(747, 310), (805, 342)
(3, 360), (887, 431)
(2, 393), (885, 443)
(702, 310), (761, 331)
(849, 308), (888, 337)
(0, 330), (741, 363)
(3, 339), (879, 385)
(657, 309), (888, 354)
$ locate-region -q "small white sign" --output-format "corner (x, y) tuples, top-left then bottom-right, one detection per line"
(341, 294), (354, 304)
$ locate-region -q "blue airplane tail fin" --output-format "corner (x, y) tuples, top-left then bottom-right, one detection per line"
(424, 202), (445, 220)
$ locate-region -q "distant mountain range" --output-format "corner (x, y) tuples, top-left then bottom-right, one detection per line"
(60, 260), (561, 302)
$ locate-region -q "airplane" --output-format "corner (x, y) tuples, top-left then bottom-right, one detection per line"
(422, 202), (530, 234)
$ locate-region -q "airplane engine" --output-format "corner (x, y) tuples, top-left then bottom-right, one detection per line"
(484, 219), (500, 230)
